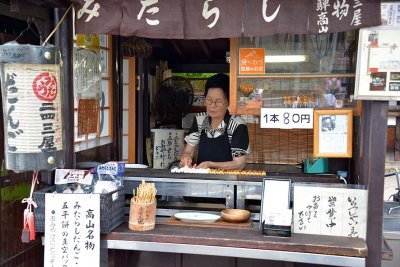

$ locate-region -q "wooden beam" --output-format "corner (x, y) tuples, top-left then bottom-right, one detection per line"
(112, 36), (123, 160)
(359, 101), (388, 267)
(168, 39), (184, 57)
(128, 57), (136, 163)
(54, 7), (73, 168)
(199, 40), (213, 61)
(25, 0), (69, 8)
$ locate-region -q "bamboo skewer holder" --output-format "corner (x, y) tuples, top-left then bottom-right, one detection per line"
(129, 198), (156, 231)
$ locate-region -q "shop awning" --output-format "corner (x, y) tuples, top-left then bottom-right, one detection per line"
(72, 0), (381, 39)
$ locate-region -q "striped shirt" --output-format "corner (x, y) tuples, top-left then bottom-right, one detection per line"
(184, 112), (250, 158)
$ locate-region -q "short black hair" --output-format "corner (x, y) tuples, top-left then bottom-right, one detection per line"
(204, 73), (230, 101)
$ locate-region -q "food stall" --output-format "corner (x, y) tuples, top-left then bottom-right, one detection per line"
(0, 1), (396, 267)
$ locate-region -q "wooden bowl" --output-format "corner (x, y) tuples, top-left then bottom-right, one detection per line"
(221, 209), (251, 223)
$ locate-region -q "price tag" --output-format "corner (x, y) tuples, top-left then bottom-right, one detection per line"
(260, 108), (313, 129)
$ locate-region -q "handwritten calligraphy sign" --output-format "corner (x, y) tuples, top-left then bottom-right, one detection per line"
(152, 129), (185, 169)
(293, 184), (367, 239)
(44, 193), (100, 267)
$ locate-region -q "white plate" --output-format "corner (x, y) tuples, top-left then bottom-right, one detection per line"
(125, 164), (148, 169)
(174, 212), (220, 223)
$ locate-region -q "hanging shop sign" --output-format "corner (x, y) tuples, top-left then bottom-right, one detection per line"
(73, 0), (382, 39)
(0, 42), (65, 172)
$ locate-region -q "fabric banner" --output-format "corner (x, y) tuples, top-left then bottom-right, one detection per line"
(183, 0), (243, 39)
(308, 0), (382, 34)
(73, 0), (382, 38)
(120, 0), (184, 39)
(243, 0), (309, 36)
(73, 0), (122, 35)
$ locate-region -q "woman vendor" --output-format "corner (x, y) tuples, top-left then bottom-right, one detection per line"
(180, 73), (250, 170)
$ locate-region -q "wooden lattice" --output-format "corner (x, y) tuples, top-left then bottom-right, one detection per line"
(246, 123), (313, 164)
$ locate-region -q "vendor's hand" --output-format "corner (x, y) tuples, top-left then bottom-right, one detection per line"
(196, 161), (213, 169)
(179, 155), (192, 167)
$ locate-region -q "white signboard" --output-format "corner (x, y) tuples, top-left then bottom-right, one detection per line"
(44, 193), (100, 267)
(260, 108), (313, 129)
(152, 129), (185, 169)
(293, 184), (367, 239)
(355, 26), (400, 100)
(260, 179), (291, 226)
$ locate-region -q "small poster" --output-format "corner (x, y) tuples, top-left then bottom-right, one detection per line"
(78, 99), (99, 135)
(355, 27), (400, 100)
(152, 129), (185, 169)
(381, 2), (400, 26)
(260, 108), (313, 129)
(239, 48), (265, 75)
(293, 184), (367, 240)
(44, 193), (100, 267)
(314, 110), (353, 158)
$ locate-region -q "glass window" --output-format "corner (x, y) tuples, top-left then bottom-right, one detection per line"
(235, 32), (357, 111)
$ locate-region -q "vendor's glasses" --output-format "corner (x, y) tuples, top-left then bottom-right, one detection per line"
(205, 98), (226, 107)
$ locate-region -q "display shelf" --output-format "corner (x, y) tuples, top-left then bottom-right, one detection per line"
(229, 36), (360, 115)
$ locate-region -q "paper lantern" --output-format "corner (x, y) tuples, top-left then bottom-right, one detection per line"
(0, 41), (65, 172)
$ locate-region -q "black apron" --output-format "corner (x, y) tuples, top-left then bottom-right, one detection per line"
(197, 128), (232, 164)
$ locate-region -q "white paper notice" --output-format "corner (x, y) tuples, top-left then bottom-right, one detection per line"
(260, 108), (313, 129)
(44, 193), (100, 267)
(318, 114), (348, 154)
(293, 185), (367, 239)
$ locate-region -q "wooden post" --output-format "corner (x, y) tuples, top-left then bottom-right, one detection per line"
(54, 7), (73, 168)
(359, 100), (388, 267)
(395, 116), (400, 161)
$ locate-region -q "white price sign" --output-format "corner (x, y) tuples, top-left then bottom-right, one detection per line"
(260, 108), (314, 129)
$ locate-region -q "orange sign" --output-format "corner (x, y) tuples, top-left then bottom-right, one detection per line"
(239, 48), (265, 74)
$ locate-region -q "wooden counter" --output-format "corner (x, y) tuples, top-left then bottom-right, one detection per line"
(102, 223), (367, 267)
